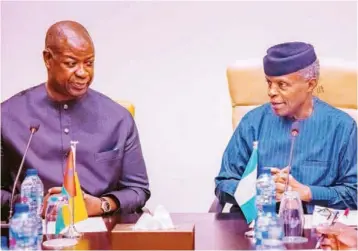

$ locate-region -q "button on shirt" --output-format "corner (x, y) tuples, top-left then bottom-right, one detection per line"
(1, 83), (150, 214)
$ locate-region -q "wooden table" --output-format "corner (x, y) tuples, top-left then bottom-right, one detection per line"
(39, 213), (318, 250)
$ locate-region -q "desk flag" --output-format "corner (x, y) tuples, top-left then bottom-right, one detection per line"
(64, 150), (76, 197)
(234, 141), (258, 223)
(55, 142), (88, 234)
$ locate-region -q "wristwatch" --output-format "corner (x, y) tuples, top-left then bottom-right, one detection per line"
(100, 197), (111, 213)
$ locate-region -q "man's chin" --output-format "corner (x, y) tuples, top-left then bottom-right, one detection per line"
(272, 107), (288, 117)
(68, 87), (88, 98)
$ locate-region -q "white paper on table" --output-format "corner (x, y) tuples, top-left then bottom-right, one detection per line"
(338, 210), (357, 226)
(304, 206), (357, 229)
(304, 215), (313, 229)
(133, 205), (174, 230)
(43, 217), (107, 234)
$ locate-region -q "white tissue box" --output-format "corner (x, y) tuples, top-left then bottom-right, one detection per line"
(111, 223), (195, 250)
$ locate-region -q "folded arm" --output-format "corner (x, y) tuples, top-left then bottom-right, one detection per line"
(103, 118), (150, 214)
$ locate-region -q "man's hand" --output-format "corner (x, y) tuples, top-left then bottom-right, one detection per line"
(83, 193), (102, 216)
(42, 188), (118, 217)
(271, 167), (312, 202)
(42, 187), (62, 217)
(271, 167), (283, 182)
(83, 193), (118, 216)
(317, 222), (358, 250)
(42, 187), (102, 217)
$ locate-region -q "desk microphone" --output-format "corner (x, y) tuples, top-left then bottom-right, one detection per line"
(8, 122), (40, 220)
(284, 121), (299, 192)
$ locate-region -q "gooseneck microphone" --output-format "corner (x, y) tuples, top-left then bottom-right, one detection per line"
(8, 122), (40, 220)
(284, 121), (299, 192)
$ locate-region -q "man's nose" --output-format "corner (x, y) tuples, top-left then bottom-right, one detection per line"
(75, 64), (88, 79)
(268, 86), (278, 97)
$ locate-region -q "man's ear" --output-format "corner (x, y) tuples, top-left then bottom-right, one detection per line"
(307, 78), (318, 93)
(43, 48), (53, 69)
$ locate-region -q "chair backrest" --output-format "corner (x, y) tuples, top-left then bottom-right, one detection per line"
(116, 100), (135, 117)
(227, 59), (357, 129)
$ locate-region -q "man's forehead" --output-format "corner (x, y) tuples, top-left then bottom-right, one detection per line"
(51, 35), (94, 58)
(61, 27), (91, 45)
(265, 72), (301, 82)
(66, 37), (94, 52)
(57, 46), (95, 59)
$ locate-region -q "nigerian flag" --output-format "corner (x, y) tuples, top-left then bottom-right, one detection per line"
(234, 141), (258, 223)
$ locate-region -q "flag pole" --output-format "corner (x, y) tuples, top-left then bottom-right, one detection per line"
(70, 141), (77, 230)
(64, 140), (82, 239)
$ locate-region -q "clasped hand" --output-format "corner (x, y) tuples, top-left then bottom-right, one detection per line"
(270, 167), (312, 202)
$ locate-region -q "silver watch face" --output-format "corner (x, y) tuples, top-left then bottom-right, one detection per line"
(102, 200), (111, 212)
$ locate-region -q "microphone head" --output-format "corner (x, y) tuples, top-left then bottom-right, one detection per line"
(291, 121), (299, 137)
(29, 122), (40, 133)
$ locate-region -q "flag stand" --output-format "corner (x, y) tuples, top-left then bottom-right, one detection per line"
(43, 141), (82, 248)
(42, 195), (78, 248)
(63, 197), (82, 239)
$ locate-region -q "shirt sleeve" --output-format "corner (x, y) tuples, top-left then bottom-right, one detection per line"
(309, 121), (357, 209)
(103, 116), (150, 213)
(214, 116), (253, 205)
(1, 135), (18, 221)
(1, 136), (13, 205)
